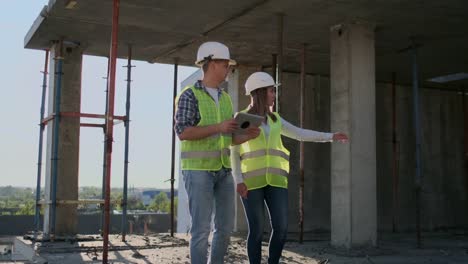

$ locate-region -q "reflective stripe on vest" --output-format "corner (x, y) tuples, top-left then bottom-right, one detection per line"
(180, 148), (230, 159)
(240, 149), (289, 161)
(239, 112), (290, 190)
(177, 85), (233, 170)
(243, 167), (288, 179)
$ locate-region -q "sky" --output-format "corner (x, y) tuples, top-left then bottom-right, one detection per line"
(0, 1), (197, 188)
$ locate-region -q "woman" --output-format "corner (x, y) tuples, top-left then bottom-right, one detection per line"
(231, 72), (348, 264)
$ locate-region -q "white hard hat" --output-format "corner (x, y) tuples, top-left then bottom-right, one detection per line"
(195, 41), (237, 66)
(245, 72), (280, 95)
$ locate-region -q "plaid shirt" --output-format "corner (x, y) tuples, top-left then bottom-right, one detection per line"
(174, 80), (224, 135)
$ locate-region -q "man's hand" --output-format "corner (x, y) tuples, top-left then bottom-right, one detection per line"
(333, 132), (349, 143)
(179, 119), (237, 141)
(218, 118), (238, 133)
(237, 183), (248, 198)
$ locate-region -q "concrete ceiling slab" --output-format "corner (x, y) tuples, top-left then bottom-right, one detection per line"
(25, 0), (468, 86)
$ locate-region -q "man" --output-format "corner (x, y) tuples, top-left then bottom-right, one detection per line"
(175, 41), (258, 263)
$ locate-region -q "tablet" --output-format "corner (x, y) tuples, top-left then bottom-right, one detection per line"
(234, 112), (264, 134)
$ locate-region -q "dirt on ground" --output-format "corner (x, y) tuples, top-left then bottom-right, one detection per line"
(8, 232), (468, 263)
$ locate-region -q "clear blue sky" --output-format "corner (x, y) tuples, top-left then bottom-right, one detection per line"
(1, 1), (197, 188)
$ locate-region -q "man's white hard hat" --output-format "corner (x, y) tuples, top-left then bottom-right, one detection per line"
(245, 71), (280, 95)
(195, 41), (237, 66)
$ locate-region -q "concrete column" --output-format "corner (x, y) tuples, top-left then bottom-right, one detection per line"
(43, 42), (82, 236)
(330, 22), (377, 248)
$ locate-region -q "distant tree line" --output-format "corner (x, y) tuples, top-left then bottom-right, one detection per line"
(0, 186), (178, 216)
(0, 186), (36, 215)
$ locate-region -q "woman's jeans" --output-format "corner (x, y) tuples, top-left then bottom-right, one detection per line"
(241, 185), (288, 264)
(183, 168), (235, 264)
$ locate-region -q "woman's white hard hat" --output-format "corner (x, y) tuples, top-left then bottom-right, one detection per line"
(245, 71), (281, 95)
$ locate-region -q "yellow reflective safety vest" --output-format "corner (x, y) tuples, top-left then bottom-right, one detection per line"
(239, 112), (290, 190)
(176, 85), (233, 170)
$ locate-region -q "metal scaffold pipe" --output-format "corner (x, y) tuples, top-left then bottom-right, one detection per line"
(34, 49), (49, 235)
(50, 41), (64, 239)
(121, 44), (133, 242)
(170, 59), (179, 237)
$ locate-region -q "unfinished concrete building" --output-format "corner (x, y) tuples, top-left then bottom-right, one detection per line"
(18, 0), (468, 263)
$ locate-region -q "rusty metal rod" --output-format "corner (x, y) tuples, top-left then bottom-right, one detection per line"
(391, 72), (400, 233)
(411, 45), (422, 248)
(276, 13), (284, 113)
(272, 53), (277, 83)
(41, 112), (126, 126)
(463, 87), (468, 222)
(80, 123), (105, 128)
(101, 57), (110, 237)
(299, 44), (306, 243)
(103, 0), (120, 262)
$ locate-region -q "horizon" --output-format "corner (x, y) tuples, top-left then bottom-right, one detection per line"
(0, 185), (179, 190)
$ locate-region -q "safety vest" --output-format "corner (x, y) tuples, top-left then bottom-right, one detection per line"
(239, 112), (290, 190)
(177, 85), (233, 170)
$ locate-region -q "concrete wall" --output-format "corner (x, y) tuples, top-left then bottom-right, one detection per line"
(252, 71), (467, 233)
(376, 83), (468, 232)
(0, 214), (173, 236)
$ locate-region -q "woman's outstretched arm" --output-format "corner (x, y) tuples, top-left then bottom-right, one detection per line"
(281, 117), (348, 142)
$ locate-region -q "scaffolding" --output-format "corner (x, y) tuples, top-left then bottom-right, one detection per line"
(31, 23), (141, 264)
(33, 4), (179, 262)
(33, 41), (132, 243)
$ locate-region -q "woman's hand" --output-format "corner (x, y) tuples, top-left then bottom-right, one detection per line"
(245, 126), (260, 140)
(333, 132), (349, 143)
(232, 127), (261, 145)
(236, 183), (248, 198)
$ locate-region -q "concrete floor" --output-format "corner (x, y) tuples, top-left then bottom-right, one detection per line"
(5, 232), (468, 263)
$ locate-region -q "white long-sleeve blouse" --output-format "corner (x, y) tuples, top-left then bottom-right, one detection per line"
(231, 117), (334, 184)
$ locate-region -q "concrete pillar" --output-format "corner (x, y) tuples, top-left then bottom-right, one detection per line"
(330, 22), (377, 248)
(43, 42), (82, 236)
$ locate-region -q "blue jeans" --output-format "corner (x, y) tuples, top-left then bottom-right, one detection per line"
(241, 185), (288, 264)
(183, 168), (235, 264)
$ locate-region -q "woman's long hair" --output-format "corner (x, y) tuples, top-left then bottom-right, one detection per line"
(247, 87), (277, 122)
